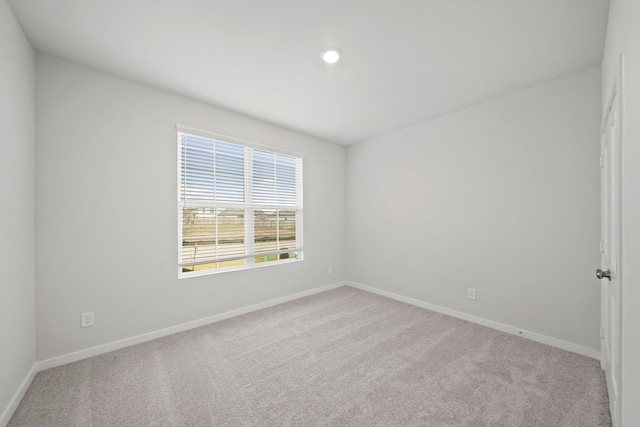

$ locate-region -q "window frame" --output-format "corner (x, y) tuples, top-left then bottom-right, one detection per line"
(176, 125), (304, 278)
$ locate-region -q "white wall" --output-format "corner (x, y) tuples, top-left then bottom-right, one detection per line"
(35, 54), (346, 361)
(0, 0), (35, 422)
(602, 1), (640, 424)
(346, 68), (601, 353)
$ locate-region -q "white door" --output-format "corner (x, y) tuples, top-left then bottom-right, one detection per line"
(599, 71), (622, 426)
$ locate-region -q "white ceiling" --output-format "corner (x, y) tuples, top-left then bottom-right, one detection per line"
(9, 0), (610, 145)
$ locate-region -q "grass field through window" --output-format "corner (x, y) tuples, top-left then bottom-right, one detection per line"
(181, 208), (298, 272)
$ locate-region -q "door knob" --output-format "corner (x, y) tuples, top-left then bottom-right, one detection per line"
(596, 269), (612, 281)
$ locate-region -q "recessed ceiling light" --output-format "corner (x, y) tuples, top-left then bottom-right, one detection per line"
(321, 48), (341, 64)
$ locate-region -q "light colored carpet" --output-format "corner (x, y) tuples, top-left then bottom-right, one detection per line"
(9, 286), (611, 426)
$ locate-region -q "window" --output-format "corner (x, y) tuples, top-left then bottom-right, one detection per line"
(178, 126), (303, 277)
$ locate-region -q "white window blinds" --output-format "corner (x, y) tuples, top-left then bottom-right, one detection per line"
(178, 128), (303, 276)
(252, 149), (301, 207)
(180, 134), (245, 204)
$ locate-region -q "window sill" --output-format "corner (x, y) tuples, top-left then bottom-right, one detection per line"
(178, 257), (303, 279)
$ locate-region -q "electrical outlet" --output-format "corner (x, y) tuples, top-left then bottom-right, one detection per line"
(467, 288), (477, 300)
(81, 312), (94, 328)
(328, 266), (333, 274)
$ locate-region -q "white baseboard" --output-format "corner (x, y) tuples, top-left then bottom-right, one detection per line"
(0, 363), (37, 427)
(37, 281), (347, 371)
(346, 281), (600, 360)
